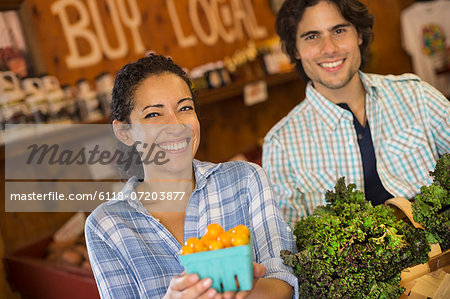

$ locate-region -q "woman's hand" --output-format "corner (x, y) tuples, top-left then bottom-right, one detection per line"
(165, 263), (267, 299)
(163, 272), (217, 299)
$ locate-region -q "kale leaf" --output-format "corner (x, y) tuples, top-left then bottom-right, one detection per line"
(412, 153), (450, 251)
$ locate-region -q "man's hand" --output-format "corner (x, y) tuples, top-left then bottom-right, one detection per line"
(214, 262), (266, 299)
(163, 272), (217, 299)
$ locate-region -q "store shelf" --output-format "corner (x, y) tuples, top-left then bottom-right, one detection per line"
(197, 71), (300, 105)
(0, 0), (23, 11)
(0, 71), (301, 149)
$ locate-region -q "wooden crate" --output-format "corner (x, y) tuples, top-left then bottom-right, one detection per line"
(385, 197), (450, 298)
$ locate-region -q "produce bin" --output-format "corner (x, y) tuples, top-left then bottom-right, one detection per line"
(4, 236), (100, 299)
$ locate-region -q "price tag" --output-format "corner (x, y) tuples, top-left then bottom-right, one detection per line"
(244, 80), (268, 106)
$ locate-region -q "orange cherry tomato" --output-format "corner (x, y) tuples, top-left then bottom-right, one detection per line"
(180, 224), (251, 255)
(205, 223), (225, 240)
(217, 231), (233, 248)
(180, 245), (194, 255)
(185, 237), (201, 248)
(200, 235), (215, 248)
(231, 232), (249, 246)
(231, 224), (250, 237)
(208, 240), (224, 251)
(193, 239), (208, 252)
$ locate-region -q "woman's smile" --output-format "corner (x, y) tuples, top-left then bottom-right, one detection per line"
(157, 137), (191, 153)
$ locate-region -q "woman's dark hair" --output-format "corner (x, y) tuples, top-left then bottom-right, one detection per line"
(112, 53), (197, 123)
(276, 0), (374, 80)
(111, 53), (198, 180)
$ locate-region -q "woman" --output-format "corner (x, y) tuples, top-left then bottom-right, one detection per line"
(85, 54), (298, 299)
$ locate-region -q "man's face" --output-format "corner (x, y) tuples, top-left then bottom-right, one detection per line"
(295, 1), (363, 94)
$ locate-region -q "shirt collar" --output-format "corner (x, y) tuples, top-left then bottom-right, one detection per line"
(305, 81), (350, 131)
(192, 159), (222, 191)
(358, 71), (378, 99)
(116, 160), (222, 212)
(305, 71), (378, 131)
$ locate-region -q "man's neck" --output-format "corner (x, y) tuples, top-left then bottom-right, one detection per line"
(314, 73), (367, 126)
(314, 72), (365, 104)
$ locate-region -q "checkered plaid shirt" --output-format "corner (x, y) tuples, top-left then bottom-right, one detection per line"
(263, 72), (450, 225)
(85, 160), (298, 298)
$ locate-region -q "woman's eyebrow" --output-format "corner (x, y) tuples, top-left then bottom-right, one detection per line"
(142, 104), (163, 111)
(141, 98), (193, 111)
(178, 98), (193, 104)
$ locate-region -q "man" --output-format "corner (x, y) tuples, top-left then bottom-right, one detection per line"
(262, 0), (450, 225)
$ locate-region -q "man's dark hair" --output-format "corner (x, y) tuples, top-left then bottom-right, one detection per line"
(111, 53), (198, 180)
(276, 0), (374, 80)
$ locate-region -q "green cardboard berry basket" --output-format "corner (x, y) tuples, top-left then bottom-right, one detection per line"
(179, 237), (253, 292)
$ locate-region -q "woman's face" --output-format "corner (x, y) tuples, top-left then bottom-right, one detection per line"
(126, 72), (200, 177)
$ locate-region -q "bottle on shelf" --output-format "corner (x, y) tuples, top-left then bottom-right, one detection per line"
(0, 71), (29, 129)
(76, 79), (103, 122)
(41, 75), (72, 123)
(22, 77), (51, 124)
(95, 72), (114, 117)
(215, 61), (231, 87)
(190, 66), (208, 91)
(204, 62), (222, 89)
(62, 84), (81, 122)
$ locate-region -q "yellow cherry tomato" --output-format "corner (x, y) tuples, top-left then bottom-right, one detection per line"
(180, 245), (194, 255)
(208, 240), (224, 251)
(217, 231), (233, 248)
(231, 224), (250, 237)
(231, 232), (249, 246)
(205, 223), (225, 240)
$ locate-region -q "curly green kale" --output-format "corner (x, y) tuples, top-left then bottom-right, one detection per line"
(282, 177), (430, 299)
(412, 154), (450, 251)
(429, 153), (450, 190)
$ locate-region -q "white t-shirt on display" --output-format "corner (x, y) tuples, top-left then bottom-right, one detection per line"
(401, 0), (450, 96)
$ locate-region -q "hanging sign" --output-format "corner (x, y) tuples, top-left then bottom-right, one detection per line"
(24, 0), (275, 84)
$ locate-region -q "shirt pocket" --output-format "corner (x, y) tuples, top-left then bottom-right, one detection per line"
(381, 125), (433, 183)
(384, 126), (427, 156)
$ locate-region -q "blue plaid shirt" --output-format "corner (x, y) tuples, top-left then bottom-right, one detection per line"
(85, 160), (298, 298)
(263, 72), (450, 225)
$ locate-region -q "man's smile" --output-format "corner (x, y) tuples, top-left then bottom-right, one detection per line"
(319, 59), (345, 70)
